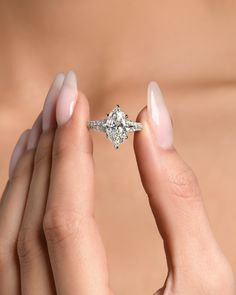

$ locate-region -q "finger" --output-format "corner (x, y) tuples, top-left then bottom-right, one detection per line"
(0, 181), (9, 203)
(8, 130), (31, 179)
(0, 129), (32, 295)
(18, 73), (64, 295)
(134, 82), (223, 273)
(27, 112), (43, 150)
(44, 71), (111, 295)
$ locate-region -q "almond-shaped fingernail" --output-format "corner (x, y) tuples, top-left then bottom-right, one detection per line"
(147, 81), (173, 149)
(9, 130), (31, 179)
(27, 113), (42, 150)
(42, 73), (65, 131)
(56, 70), (78, 126)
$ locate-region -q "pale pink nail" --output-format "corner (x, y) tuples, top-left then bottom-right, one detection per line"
(56, 70), (78, 126)
(42, 73), (65, 131)
(27, 113), (43, 150)
(147, 81), (173, 149)
(9, 130), (31, 179)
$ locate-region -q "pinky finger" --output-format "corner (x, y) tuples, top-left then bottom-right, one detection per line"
(0, 127), (28, 204)
(8, 130), (30, 179)
(0, 130), (33, 294)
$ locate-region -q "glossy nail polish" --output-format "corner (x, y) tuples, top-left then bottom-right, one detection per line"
(56, 70), (78, 126)
(27, 113), (42, 150)
(42, 73), (65, 131)
(147, 81), (173, 149)
(9, 130), (31, 179)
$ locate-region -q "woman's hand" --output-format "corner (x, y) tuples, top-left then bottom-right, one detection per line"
(134, 82), (236, 294)
(0, 71), (110, 295)
(0, 72), (235, 295)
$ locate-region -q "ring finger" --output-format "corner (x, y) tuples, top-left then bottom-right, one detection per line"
(17, 74), (64, 295)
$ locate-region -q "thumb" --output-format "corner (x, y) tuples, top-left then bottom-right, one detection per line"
(134, 82), (223, 271)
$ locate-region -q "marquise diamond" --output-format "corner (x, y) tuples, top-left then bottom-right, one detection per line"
(105, 106), (129, 148)
(88, 105), (143, 149)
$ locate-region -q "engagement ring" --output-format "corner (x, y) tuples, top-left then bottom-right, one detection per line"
(88, 105), (143, 149)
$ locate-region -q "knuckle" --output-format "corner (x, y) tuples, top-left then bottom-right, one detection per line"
(52, 132), (76, 162)
(43, 208), (84, 246)
(34, 132), (54, 167)
(10, 151), (34, 183)
(52, 128), (92, 161)
(52, 142), (72, 162)
(17, 227), (42, 264)
(167, 166), (201, 200)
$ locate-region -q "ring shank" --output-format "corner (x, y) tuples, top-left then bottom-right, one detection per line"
(88, 120), (143, 133)
(87, 120), (106, 132)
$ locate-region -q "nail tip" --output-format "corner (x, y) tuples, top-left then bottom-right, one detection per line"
(147, 80), (164, 103)
(55, 72), (65, 81)
(148, 80), (160, 90)
(146, 80), (174, 149)
(53, 73), (66, 88)
(55, 70), (78, 127)
(67, 69), (77, 76)
(65, 70), (78, 87)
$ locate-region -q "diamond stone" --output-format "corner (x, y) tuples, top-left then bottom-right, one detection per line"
(88, 105), (143, 149)
(105, 105), (129, 148)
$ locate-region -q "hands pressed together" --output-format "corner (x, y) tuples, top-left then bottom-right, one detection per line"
(0, 71), (235, 295)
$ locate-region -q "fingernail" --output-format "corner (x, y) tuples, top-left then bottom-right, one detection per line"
(147, 81), (173, 149)
(9, 130), (31, 179)
(56, 70), (78, 126)
(27, 113), (42, 150)
(42, 73), (65, 131)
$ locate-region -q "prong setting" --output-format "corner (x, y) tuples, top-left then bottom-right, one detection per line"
(88, 105), (143, 149)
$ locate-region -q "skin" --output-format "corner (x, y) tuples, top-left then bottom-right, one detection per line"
(0, 0), (236, 294)
(0, 73), (235, 295)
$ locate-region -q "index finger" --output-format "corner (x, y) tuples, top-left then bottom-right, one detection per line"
(43, 71), (111, 295)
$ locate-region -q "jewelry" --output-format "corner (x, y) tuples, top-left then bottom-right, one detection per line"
(88, 105), (143, 149)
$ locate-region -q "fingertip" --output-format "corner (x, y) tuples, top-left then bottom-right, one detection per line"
(69, 90), (93, 152)
(75, 91), (91, 121)
(133, 106), (153, 153)
(53, 89), (93, 156)
(42, 73), (65, 131)
(136, 105), (148, 124)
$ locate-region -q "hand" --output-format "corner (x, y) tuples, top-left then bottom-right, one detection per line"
(134, 82), (236, 294)
(0, 73), (235, 295)
(0, 71), (110, 295)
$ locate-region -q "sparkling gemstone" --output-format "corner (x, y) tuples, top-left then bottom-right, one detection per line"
(87, 105), (143, 149)
(104, 106), (129, 148)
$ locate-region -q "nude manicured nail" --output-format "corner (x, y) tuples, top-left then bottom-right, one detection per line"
(42, 73), (65, 131)
(147, 81), (173, 149)
(9, 130), (31, 179)
(27, 113), (42, 150)
(56, 70), (78, 126)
